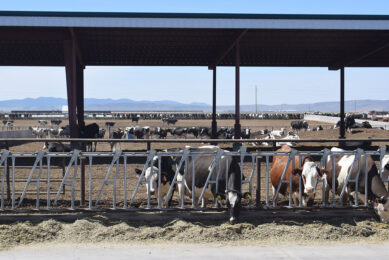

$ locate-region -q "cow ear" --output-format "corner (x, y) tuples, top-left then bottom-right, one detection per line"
(135, 168), (142, 178)
(292, 168), (302, 176)
(318, 168), (329, 177)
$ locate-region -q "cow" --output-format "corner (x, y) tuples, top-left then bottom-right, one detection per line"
(324, 148), (389, 222)
(291, 121), (309, 132)
(276, 132), (300, 147)
(174, 146), (244, 223)
(271, 128), (285, 137)
(312, 125), (323, 131)
(134, 154), (177, 207)
(187, 127), (200, 138)
(162, 118), (178, 126)
(131, 115), (140, 123)
(79, 123), (100, 151)
(50, 119), (62, 126)
(270, 145), (328, 206)
(43, 141), (71, 152)
(110, 128), (124, 151)
(169, 127), (188, 138)
(240, 128), (251, 139)
(154, 127), (168, 139)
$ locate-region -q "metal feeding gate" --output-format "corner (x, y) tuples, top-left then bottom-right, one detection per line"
(0, 146), (388, 212)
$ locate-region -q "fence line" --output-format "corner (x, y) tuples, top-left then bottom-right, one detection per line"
(0, 146), (388, 211)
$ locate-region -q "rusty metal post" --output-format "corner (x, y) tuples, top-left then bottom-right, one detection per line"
(64, 40), (79, 138)
(256, 156), (261, 207)
(211, 67), (217, 139)
(76, 63), (85, 130)
(80, 157), (85, 206)
(339, 67), (346, 146)
(234, 40), (241, 140)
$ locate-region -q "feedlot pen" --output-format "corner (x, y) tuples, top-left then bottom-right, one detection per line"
(0, 139), (388, 212)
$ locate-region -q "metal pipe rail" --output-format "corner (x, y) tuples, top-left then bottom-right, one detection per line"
(0, 147), (388, 212)
(0, 138), (389, 143)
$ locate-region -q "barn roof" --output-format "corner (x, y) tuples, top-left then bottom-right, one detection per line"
(1, 11), (389, 68)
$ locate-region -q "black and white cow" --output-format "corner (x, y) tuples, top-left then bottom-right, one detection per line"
(175, 146), (243, 223)
(187, 127), (200, 138)
(154, 127), (168, 139)
(325, 147), (389, 222)
(162, 118), (178, 126)
(291, 121), (309, 131)
(135, 153), (177, 207)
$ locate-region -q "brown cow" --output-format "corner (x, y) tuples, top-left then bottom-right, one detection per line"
(270, 145), (327, 206)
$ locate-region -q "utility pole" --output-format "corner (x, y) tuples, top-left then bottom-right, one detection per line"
(354, 100), (356, 112)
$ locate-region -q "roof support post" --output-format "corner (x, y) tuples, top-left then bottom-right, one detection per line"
(211, 67), (217, 139)
(64, 39), (84, 138)
(339, 67), (346, 143)
(234, 40), (241, 140)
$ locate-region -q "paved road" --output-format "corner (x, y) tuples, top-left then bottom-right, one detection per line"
(1, 243), (388, 259)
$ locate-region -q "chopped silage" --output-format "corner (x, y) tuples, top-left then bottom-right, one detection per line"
(0, 216), (389, 251)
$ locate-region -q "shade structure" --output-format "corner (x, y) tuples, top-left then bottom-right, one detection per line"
(1, 11), (389, 68)
(1, 11), (389, 140)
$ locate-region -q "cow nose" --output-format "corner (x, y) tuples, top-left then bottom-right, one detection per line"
(150, 191), (155, 195)
(305, 187), (314, 194)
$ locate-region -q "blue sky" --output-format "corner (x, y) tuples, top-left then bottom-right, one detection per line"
(1, 1), (389, 105)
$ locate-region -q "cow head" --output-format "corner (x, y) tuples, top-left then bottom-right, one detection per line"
(135, 166), (169, 197)
(374, 196), (389, 223)
(292, 158), (328, 206)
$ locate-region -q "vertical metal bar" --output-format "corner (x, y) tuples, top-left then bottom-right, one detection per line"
(298, 154), (302, 207)
(331, 153), (336, 206)
(339, 67), (345, 141)
(80, 157), (85, 206)
(113, 157), (119, 209)
(88, 155), (93, 209)
(36, 155), (42, 209)
(1, 158), (6, 210)
(123, 155), (127, 209)
(365, 154), (369, 206)
(192, 155), (196, 208)
(157, 155), (161, 208)
(265, 155), (269, 206)
(234, 40), (241, 139)
(146, 159), (152, 209)
(355, 153), (361, 206)
(289, 154), (295, 207)
(47, 156), (51, 209)
(181, 155), (188, 209)
(6, 157), (10, 202)
(256, 156), (261, 207)
(71, 156), (78, 210)
(11, 156), (15, 210)
(212, 67), (217, 139)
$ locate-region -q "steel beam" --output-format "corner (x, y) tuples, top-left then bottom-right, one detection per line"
(211, 67), (217, 139)
(329, 40), (389, 70)
(64, 38), (84, 138)
(64, 40), (78, 138)
(0, 28), (69, 41)
(211, 29), (248, 68)
(339, 67), (346, 141)
(234, 40), (241, 139)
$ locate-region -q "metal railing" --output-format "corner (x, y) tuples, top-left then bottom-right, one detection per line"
(0, 142), (388, 212)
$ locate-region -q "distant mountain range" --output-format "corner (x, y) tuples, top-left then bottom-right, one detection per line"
(0, 97), (388, 112)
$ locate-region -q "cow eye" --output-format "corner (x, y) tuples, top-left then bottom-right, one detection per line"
(385, 164), (389, 170)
